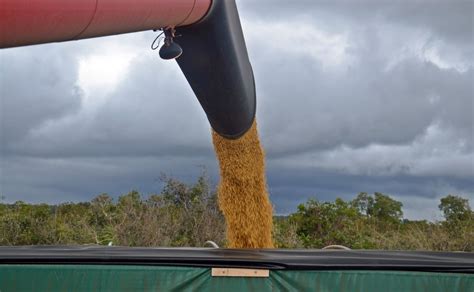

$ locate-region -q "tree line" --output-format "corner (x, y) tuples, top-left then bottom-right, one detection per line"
(1, 174), (472, 251)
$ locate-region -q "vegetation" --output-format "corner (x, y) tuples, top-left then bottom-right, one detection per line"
(1, 174), (472, 251)
(280, 192), (473, 251)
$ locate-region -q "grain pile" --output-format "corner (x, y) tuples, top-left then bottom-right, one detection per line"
(212, 120), (274, 248)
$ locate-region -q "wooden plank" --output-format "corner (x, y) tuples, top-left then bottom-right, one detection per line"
(211, 268), (270, 278)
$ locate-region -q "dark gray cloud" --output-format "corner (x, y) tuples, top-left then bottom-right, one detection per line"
(0, 45), (83, 143)
(8, 53), (212, 158)
(1, 0), (473, 219)
(255, 48), (472, 154)
(239, 0), (474, 45)
(268, 165), (474, 219)
(0, 155), (218, 203)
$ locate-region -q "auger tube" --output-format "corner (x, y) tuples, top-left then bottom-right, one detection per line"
(0, 0), (256, 138)
(0, 0), (211, 48)
(176, 0), (256, 139)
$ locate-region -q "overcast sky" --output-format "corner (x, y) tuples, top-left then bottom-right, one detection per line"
(1, 0), (473, 220)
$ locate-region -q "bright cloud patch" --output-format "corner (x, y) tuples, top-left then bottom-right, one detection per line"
(243, 19), (353, 70)
(78, 52), (136, 100)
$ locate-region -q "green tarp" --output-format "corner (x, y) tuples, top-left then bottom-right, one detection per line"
(1, 265), (473, 291)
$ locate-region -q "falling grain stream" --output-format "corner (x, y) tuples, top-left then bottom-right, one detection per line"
(212, 121), (274, 248)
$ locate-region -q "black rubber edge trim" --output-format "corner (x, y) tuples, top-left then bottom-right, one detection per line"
(1, 258), (473, 274)
(176, 0), (256, 139)
(1, 247), (473, 274)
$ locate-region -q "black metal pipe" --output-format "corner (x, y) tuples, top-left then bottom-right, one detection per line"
(176, 0), (256, 139)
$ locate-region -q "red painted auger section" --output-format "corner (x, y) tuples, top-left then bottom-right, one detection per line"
(0, 0), (211, 48)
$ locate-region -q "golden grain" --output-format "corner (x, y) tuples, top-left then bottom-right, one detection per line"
(212, 120), (274, 248)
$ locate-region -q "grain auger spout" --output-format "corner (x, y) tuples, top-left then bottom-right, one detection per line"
(175, 0), (256, 139)
(0, 0), (256, 139)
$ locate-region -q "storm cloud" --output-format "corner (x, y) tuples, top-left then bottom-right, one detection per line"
(1, 0), (473, 219)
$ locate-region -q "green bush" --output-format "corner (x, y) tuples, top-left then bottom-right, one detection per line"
(0, 177), (472, 251)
